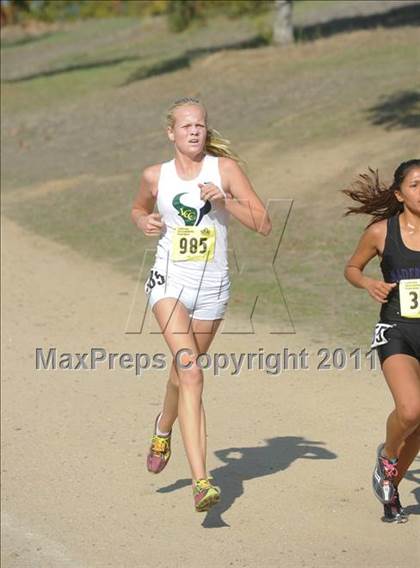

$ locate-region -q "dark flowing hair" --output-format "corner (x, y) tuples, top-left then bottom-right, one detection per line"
(342, 159), (420, 227)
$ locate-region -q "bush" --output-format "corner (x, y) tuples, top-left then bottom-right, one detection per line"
(167, 0), (201, 33)
(5, 0), (272, 26)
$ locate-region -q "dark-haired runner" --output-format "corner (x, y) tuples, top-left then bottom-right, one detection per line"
(344, 159), (420, 523)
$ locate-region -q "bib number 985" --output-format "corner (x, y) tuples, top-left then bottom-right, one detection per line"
(172, 226), (215, 262)
(179, 236), (207, 255)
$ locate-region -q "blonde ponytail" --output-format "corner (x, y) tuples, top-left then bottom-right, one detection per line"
(165, 97), (245, 165)
(205, 127), (244, 164)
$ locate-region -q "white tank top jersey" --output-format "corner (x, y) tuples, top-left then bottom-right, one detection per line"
(153, 153), (230, 288)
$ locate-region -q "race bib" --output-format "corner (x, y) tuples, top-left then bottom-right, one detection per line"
(400, 279), (420, 318)
(144, 269), (165, 294)
(171, 226), (215, 262)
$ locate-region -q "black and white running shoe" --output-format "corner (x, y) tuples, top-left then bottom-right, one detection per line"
(372, 443), (398, 504)
(382, 489), (408, 524)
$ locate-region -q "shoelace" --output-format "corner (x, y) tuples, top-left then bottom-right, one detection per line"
(151, 435), (169, 454)
(194, 479), (212, 492)
(381, 458), (398, 479)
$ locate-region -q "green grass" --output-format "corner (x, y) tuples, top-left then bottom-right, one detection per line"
(294, 0), (342, 16)
(1, 14), (263, 111)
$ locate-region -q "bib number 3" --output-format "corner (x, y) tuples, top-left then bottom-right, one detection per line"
(171, 226), (216, 262)
(399, 278), (420, 318)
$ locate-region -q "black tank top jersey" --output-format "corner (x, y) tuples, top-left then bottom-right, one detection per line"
(380, 213), (420, 323)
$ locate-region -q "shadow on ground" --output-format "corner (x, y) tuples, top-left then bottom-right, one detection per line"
(2, 33), (267, 84)
(295, 3), (420, 42)
(1, 31), (63, 49)
(157, 435), (336, 528)
(122, 34), (268, 85)
(404, 465), (420, 517)
(3, 54), (143, 83)
(366, 90), (420, 130)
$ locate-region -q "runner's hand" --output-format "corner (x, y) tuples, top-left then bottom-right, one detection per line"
(198, 182), (226, 207)
(364, 278), (397, 303)
(136, 213), (165, 236)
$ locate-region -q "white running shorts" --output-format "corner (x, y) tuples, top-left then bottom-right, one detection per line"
(144, 266), (230, 320)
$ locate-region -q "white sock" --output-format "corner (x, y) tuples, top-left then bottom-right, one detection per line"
(156, 412), (170, 437)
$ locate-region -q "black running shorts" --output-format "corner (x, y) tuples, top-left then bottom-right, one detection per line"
(371, 321), (420, 365)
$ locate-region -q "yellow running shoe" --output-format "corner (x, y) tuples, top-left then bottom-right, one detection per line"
(193, 478), (221, 512)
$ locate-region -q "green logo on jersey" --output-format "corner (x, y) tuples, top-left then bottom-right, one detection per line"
(172, 192), (211, 226)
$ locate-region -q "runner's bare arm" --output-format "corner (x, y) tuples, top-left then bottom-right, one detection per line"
(344, 221), (396, 302)
(131, 166), (165, 236)
(219, 158), (272, 236)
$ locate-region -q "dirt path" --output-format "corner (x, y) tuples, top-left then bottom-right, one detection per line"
(1, 216), (419, 568)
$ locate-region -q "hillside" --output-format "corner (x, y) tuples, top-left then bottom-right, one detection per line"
(2, 2), (419, 343)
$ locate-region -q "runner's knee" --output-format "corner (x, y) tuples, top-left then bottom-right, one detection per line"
(396, 402), (420, 430)
(176, 351), (203, 386)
